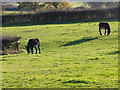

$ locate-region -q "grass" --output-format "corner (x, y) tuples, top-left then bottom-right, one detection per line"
(2, 11), (37, 15)
(1, 11), (21, 15)
(1, 21), (119, 88)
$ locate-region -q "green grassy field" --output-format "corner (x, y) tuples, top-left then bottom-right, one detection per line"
(1, 21), (119, 88)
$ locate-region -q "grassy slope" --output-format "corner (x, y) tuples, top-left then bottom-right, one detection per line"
(69, 2), (85, 8)
(2, 21), (118, 88)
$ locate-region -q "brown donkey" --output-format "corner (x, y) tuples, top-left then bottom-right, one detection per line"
(25, 38), (41, 54)
(99, 22), (111, 35)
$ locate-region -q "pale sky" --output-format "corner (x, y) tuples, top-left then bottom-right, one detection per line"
(1, 0), (119, 2)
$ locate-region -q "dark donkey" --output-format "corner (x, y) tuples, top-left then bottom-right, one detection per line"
(25, 38), (41, 54)
(99, 22), (111, 35)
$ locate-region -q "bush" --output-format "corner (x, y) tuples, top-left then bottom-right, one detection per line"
(2, 7), (119, 25)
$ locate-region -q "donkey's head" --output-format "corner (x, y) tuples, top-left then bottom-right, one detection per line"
(25, 45), (30, 55)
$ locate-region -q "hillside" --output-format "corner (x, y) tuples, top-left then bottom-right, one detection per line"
(2, 21), (118, 88)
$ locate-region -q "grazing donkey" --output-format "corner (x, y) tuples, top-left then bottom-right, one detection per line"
(99, 22), (111, 35)
(25, 38), (41, 54)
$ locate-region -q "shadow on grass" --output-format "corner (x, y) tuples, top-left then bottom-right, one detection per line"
(60, 37), (98, 47)
(2, 18), (118, 27)
(108, 51), (120, 55)
(62, 80), (89, 84)
(0, 59), (7, 61)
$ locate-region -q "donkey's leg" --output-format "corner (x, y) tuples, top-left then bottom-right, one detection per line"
(16, 42), (20, 51)
(38, 44), (41, 54)
(99, 28), (102, 35)
(2, 45), (5, 51)
(35, 47), (37, 54)
(107, 29), (110, 35)
(104, 29), (106, 35)
(31, 48), (33, 54)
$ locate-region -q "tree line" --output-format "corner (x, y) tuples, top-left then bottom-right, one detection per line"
(17, 2), (118, 11)
(17, 2), (72, 11)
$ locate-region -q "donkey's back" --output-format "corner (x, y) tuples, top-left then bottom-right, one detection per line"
(28, 38), (40, 47)
(99, 22), (110, 30)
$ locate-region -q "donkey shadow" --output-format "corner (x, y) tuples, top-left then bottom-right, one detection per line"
(60, 37), (98, 47)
